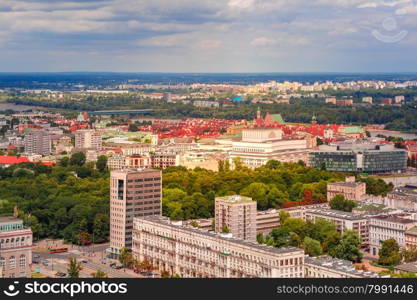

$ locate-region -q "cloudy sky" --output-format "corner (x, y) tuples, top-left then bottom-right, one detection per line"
(0, 0), (417, 72)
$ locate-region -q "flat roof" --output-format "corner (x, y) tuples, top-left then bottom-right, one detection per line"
(395, 262), (417, 273)
(328, 181), (365, 188)
(137, 216), (303, 256)
(305, 256), (379, 278)
(372, 215), (415, 224)
(216, 195), (255, 204)
(306, 208), (377, 221)
(0, 216), (23, 225)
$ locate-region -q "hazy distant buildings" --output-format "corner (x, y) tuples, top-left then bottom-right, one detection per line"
(215, 195), (257, 242)
(24, 129), (51, 156)
(108, 168), (161, 256)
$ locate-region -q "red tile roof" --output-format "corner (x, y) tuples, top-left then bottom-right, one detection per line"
(0, 156), (30, 165)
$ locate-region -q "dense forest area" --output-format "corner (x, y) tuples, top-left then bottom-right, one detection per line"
(0, 157), (393, 244)
(7, 89), (417, 131)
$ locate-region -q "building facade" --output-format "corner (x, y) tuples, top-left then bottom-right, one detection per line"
(369, 215), (416, 256)
(305, 208), (371, 249)
(327, 177), (367, 201)
(309, 141), (407, 174)
(24, 129), (51, 156)
(132, 216), (305, 278)
(0, 217), (32, 278)
(230, 128), (309, 168)
(74, 129), (102, 150)
(215, 195), (257, 242)
(108, 168), (162, 256)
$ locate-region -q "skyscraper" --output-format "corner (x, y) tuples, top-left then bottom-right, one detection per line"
(215, 195), (257, 242)
(108, 168), (162, 257)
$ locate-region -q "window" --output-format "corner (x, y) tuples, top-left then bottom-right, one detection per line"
(0, 257), (5, 267)
(19, 255), (26, 268)
(9, 256), (16, 269)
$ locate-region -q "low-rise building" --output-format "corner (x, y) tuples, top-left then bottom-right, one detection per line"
(405, 226), (417, 250)
(0, 217), (33, 278)
(305, 208), (372, 249)
(369, 215), (417, 256)
(305, 256), (379, 278)
(327, 177), (366, 201)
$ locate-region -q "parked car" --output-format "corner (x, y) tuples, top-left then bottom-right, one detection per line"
(55, 272), (67, 278)
(80, 259), (88, 264)
(42, 261), (49, 267)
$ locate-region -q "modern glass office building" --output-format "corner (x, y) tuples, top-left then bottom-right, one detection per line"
(309, 141), (407, 174)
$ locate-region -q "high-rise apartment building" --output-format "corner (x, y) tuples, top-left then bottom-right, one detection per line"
(0, 217), (33, 278)
(24, 129), (51, 156)
(74, 129), (102, 150)
(108, 168), (162, 256)
(215, 195), (257, 242)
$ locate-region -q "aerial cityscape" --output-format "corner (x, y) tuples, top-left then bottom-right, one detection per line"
(1, 72), (417, 279)
(1, 0), (417, 290)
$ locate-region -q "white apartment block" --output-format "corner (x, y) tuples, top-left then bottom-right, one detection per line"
(215, 195), (257, 242)
(132, 216), (305, 278)
(305, 208), (372, 248)
(74, 129), (102, 150)
(369, 215), (416, 256)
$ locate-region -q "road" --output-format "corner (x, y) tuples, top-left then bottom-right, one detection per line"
(33, 249), (139, 278)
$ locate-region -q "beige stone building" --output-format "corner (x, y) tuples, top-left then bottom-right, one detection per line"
(74, 129), (102, 150)
(230, 128), (310, 168)
(108, 168), (161, 257)
(0, 217), (32, 278)
(215, 195), (257, 242)
(327, 177), (367, 201)
(132, 216), (305, 278)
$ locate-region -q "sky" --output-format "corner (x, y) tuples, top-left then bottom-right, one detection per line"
(0, 0), (417, 72)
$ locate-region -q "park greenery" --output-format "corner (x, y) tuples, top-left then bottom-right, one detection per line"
(258, 211), (363, 262)
(329, 195), (357, 212)
(0, 153), (393, 250)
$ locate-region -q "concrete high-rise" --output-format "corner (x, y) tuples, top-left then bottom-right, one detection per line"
(108, 168), (162, 256)
(24, 129), (51, 156)
(215, 195), (257, 242)
(74, 129), (102, 150)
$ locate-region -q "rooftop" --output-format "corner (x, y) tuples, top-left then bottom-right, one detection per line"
(372, 215), (415, 224)
(406, 226), (417, 236)
(306, 208), (378, 221)
(328, 181), (366, 188)
(216, 195), (255, 204)
(305, 256), (379, 278)
(394, 262), (417, 273)
(137, 216), (303, 256)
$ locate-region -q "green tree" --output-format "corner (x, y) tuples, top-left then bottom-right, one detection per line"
(119, 247), (134, 268)
(59, 156), (70, 167)
(221, 225), (230, 233)
(70, 152), (86, 166)
(331, 230), (362, 262)
(303, 237), (323, 257)
(378, 238), (402, 266)
(67, 257), (82, 278)
(329, 195), (357, 212)
(96, 155), (108, 172)
(92, 269), (108, 278)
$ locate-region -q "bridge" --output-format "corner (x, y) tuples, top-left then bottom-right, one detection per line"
(90, 109), (154, 116)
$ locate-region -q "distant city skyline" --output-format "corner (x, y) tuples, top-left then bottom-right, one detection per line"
(0, 0), (417, 72)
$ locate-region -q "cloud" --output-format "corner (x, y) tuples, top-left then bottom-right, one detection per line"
(0, 0), (415, 72)
(250, 37), (277, 47)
